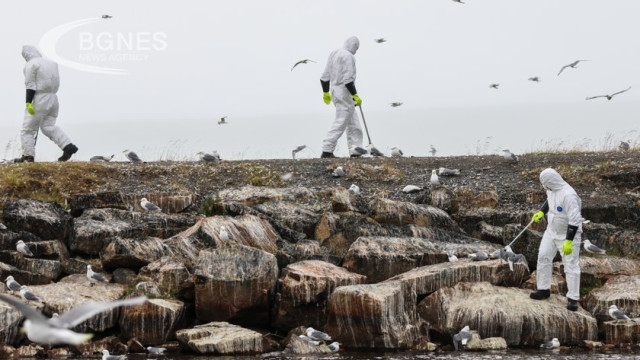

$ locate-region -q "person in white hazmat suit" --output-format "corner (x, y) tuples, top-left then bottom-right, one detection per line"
(16, 45), (78, 163)
(529, 168), (582, 311)
(319, 36), (366, 158)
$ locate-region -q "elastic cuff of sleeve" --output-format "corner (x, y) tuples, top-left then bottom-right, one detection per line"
(566, 225), (578, 241)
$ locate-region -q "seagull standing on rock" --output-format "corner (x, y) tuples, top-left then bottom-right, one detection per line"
(348, 184), (360, 195)
(619, 141), (630, 151)
(540, 338), (560, 349)
(502, 149), (519, 163)
(453, 325), (472, 350)
(140, 198), (161, 212)
(122, 150), (142, 163)
(305, 327), (332, 341)
(16, 240), (34, 256)
(298, 335), (320, 345)
(332, 166), (345, 178)
(327, 341), (341, 353)
(197, 151), (220, 163)
(430, 170), (440, 186)
(5, 276), (22, 294)
(219, 225), (231, 241)
(20, 286), (43, 303)
(102, 349), (126, 360)
(391, 147), (403, 157)
(609, 305), (631, 320)
(583, 240), (606, 255)
(87, 265), (109, 285)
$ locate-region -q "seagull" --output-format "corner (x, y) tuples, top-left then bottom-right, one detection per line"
(452, 0), (465, 3)
(352, 146), (368, 156)
(558, 60), (589, 76)
(5, 276), (22, 294)
(390, 102), (403, 107)
(583, 240), (606, 255)
(305, 327), (332, 341)
(20, 286), (42, 303)
(86, 265), (109, 286)
(219, 225), (230, 241)
(292, 145), (307, 159)
(468, 252), (489, 261)
(101, 15), (113, 19)
(609, 305), (631, 320)
(0, 293), (147, 345)
(146, 346), (167, 355)
(438, 167), (460, 176)
(218, 116), (228, 125)
(16, 240), (33, 257)
(540, 338), (560, 349)
(391, 147), (403, 157)
(122, 150), (142, 163)
(586, 86), (632, 101)
(327, 341), (341, 353)
(298, 334), (320, 346)
(489, 83), (499, 89)
(374, 38), (387, 43)
(197, 151), (220, 163)
(280, 172), (293, 181)
(102, 349), (126, 360)
(430, 169), (440, 186)
(140, 198), (161, 212)
(619, 141), (631, 151)
(528, 76), (540, 82)
(429, 145), (437, 156)
(291, 59), (316, 71)
(502, 149), (519, 163)
(367, 144), (384, 157)
(453, 325), (472, 350)
(447, 251), (458, 262)
(402, 185), (422, 194)
(348, 184), (360, 195)
(508, 252), (529, 272)
(332, 166), (345, 178)
(90, 155), (114, 163)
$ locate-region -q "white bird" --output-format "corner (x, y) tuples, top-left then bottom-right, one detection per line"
(528, 76), (540, 82)
(5, 276), (22, 294)
(502, 149), (519, 163)
(86, 265), (109, 284)
(16, 240), (33, 257)
(619, 141), (631, 151)
(438, 167), (460, 176)
(146, 346), (167, 355)
(101, 15), (113, 19)
(90, 155), (114, 163)
(332, 166), (345, 178)
(327, 341), (341, 353)
(558, 60), (589, 76)
(291, 59), (316, 71)
(0, 293), (147, 345)
(447, 251), (458, 262)
(429, 145), (437, 157)
(122, 150), (142, 163)
(197, 151), (220, 163)
(402, 185), (422, 194)
(102, 349), (126, 360)
(219, 225), (230, 241)
(609, 305), (631, 320)
(430, 170), (440, 186)
(348, 184), (360, 195)
(489, 83), (499, 89)
(583, 240), (606, 255)
(540, 338), (560, 349)
(280, 172), (293, 181)
(468, 252), (489, 261)
(586, 86), (632, 101)
(453, 325), (472, 350)
(292, 145), (307, 159)
(374, 38), (387, 43)
(390, 102), (403, 107)
(367, 144), (384, 157)
(391, 147), (403, 157)
(140, 198), (161, 212)
(298, 334), (320, 346)
(20, 286), (42, 303)
(218, 116), (228, 125)
(305, 327), (332, 341)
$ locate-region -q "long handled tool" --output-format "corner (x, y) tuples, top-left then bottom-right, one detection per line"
(357, 105), (384, 156)
(357, 105), (373, 145)
(506, 219), (534, 248)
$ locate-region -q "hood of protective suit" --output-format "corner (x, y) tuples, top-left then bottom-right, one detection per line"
(539, 168), (567, 191)
(343, 36), (359, 55)
(22, 45), (42, 62)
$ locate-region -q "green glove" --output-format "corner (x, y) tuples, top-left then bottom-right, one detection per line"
(26, 103), (35, 115)
(562, 240), (573, 256)
(353, 94), (362, 106)
(532, 211), (544, 223)
(323, 92), (331, 105)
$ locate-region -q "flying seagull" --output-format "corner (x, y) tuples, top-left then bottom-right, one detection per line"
(528, 76), (540, 82)
(585, 86), (631, 101)
(291, 59), (316, 71)
(16, 240), (34, 257)
(0, 293), (147, 345)
(609, 305), (631, 320)
(430, 145), (437, 156)
(502, 149), (519, 163)
(219, 225), (230, 241)
(453, 325), (472, 350)
(430, 169), (440, 186)
(102, 349), (126, 360)
(5, 276), (22, 294)
(86, 265), (109, 285)
(348, 184), (360, 195)
(327, 341), (341, 353)
(122, 149), (142, 163)
(583, 240), (606, 255)
(292, 145), (307, 159)
(146, 346), (167, 355)
(298, 334), (320, 346)
(374, 38), (387, 43)
(489, 83), (499, 89)
(140, 198), (161, 212)
(391, 147), (403, 157)
(452, 0), (465, 3)
(558, 60), (589, 76)
(305, 327), (332, 341)
(20, 286), (42, 303)
(197, 151), (220, 163)
(540, 338), (560, 349)
(218, 116), (228, 125)
(619, 141), (630, 151)
(390, 102), (403, 107)
(90, 155), (114, 163)
(101, 15), (113, 19)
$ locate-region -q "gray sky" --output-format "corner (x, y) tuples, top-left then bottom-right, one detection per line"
(1, 0), (639, 161)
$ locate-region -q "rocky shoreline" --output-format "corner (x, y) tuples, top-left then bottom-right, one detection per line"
(1, 153), (640, 357)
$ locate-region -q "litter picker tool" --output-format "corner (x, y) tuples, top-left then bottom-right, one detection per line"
(506, 219), (534, 249)
(357, 105), (383, 156)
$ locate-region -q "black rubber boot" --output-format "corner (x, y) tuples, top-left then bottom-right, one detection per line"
(530, 289), (551, 300)
(58, 144), (78, 162)
(567, 298), (579, 312)
(14, 155), (34, 163)
(320, 152), (336, 159)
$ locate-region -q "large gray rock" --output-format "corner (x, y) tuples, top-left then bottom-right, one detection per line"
(343, 236), (501, 283)
(119, 298), (186, 345)
(602, 319), (640, 345)
(0, 252), (61, 282)
(582, 275), (640, 322)
(253, 202), (322, 239)
(272, 260), (365, 331)
(160, 235), (201, 270)
(418, 282), (597, 346)
(193, 246), (278, 326)
(314, 212), (394, 257)
(0, 262), (51, 286)
(138, 257), (193, 299)
(100, 236), (166, 271)
(70, 208), (198, 255)
(369, 198), (459, 231)
(0, 231), (41, 251)
(217, 186), (315, 206)
(283, 327), (336, 354)
(578, 256), (640, 285)
(324, 281), (426, 349)
(2, 200), (72, 241)
(0, 302), (24, 346)
(175, 322), (266, 354)
(70, 192), (192, 216)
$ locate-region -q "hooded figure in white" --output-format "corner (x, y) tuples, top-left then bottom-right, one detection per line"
(319, 36), (364, 158)
(19, 45), (77, 162)
(530, 168), (582, 311)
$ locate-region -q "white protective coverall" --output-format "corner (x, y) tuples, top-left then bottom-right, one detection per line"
(536, 168), (582, 300)
(320, 36), (364, 155)
(22, 45), (72, 157)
